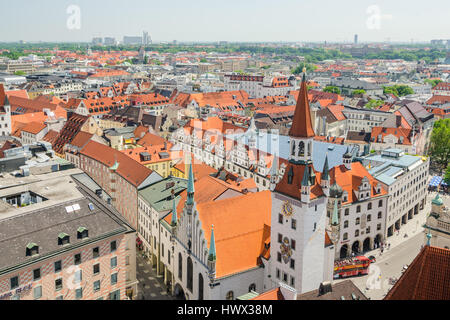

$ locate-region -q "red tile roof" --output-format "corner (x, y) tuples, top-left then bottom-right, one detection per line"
(80, 140), (155, 187)
(21, 122), (47, 135)
(52, 113), (89, 154)
(384, 246), (450, 300)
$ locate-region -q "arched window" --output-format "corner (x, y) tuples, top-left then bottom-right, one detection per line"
(343, 233), (348, 241)
(298, 141), (305, 157)
(291, 142), (296, 156)
(308, 142), (312, 156)
(355, 230), (359, 237)
(187, 257), (193, 292)
(226, 291), (234, 300)
(178, 253), (182, 280)
(198, 273), (204, 300)
(249, 283), (256, 292)
(356, 217), (360, 225)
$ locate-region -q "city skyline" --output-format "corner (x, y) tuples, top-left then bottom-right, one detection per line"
(0, 0), (449, 43)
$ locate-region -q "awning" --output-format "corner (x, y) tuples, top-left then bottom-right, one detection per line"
(429, 176), (443, 187)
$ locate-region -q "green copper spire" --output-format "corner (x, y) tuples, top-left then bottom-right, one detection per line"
(302, 165), (311, 186)
(426, 229), (432, 246)
(186, 162), (195, 205)
(171, 197), (177, 227)
(208, 225), (216, 261)
(331, 199), (339, 226)
(322, 153), (329, 180)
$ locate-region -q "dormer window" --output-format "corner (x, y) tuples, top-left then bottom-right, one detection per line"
(58, 233), (70, 246)
(77, 227), (88, 239)
(26, 243), (39, 256)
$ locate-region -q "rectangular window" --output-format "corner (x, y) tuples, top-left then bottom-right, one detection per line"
(33, 268), (41, 281)
(291, 219), (297, 230)
(126, 255), (130, 266)
(110, 289), (120, 300)
(34, 286), (42, 299)
(93, 263), (100, 275)
(291, 239), (296, 250)
(277, 252), (282, 262)
(10, 276), (19, 290)
(93, 280), (100, 292)
(55, 278), (63, 291)
(74, 270), (82, 284)
(54, 260), (62, 273)
(283, 272), (288, 283)
(74, 253), (82, 265)
(111, 241), (117, 252)
(93, 247), (100, 258)
(75, 288), (83, 300)
(55, 296), (63, 300)
(278, 214), (283, 224)
(290, 276), (295, 286)
(278, 233), (282, 243)
(276, 269), (280, 279)
(111, 273), (118, 285)
(111, 257), (117, 268)
(290, 259), (295, 270)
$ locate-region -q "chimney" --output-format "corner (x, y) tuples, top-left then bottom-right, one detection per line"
(318, 282), (332, 296)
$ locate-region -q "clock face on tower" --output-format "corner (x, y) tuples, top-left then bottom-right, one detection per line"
(282, 200), (293, 217)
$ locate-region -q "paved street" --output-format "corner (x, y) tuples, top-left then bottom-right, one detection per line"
(136, 254), (175, 300)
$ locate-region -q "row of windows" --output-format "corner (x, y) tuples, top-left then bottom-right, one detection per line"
(276, 268), (295, 287)
(13, 282), (120, 300)
(342, 224), (381, 240)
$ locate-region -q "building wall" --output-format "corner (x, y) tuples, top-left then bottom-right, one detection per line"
(0, 233), (137, 300)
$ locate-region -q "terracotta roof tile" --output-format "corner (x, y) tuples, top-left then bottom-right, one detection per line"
(384, 246), (450, 300)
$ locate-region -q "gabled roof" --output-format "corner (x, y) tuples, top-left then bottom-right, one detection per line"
(384, 246), (450, 300)
(52, 113), (89, 154)
(80, 140), (155, 187)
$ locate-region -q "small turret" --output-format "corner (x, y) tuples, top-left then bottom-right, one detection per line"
(321, 154), (330, 196)
(269, 155), (279, 191)
(343, 146), (352, 170)
(301, 166), (311, 203)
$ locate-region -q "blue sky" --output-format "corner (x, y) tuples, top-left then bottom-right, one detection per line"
(0, 0), (449, 43)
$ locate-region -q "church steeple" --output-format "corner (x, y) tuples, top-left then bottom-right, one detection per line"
(288, 71), (315, 164)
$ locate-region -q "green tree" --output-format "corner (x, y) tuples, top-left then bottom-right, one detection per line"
(14, 70), (26, 76)
(383, 85), (414, 97)
(444, 165), (450, 185)
(352, 89), (366, 97)
(323, 86), (341, 94)
(424, 79), (443, 87)
(292, 62), (317, 74)
(429, 119), (450, 173)
(365, 99), (384, 109)
(199, 58), (207, 63)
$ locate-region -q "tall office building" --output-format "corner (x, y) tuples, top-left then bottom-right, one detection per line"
(354, 34), (358, 45)
(143, 31), (150, 45)
(92, 37), (103, 45)
(123, 36), (143, 45)
(104, 37), (116, 45)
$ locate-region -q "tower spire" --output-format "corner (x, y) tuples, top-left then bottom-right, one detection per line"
(186, 162), (195, 205)
(208, 224), (216, 261)
(171, 197), (177, 227)
(322, 153), (329, 180)
(289, 71), (315, 138)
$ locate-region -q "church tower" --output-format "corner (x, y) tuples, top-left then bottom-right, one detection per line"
(268, 71), (331, 294)
(288, 73), (315, 164)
